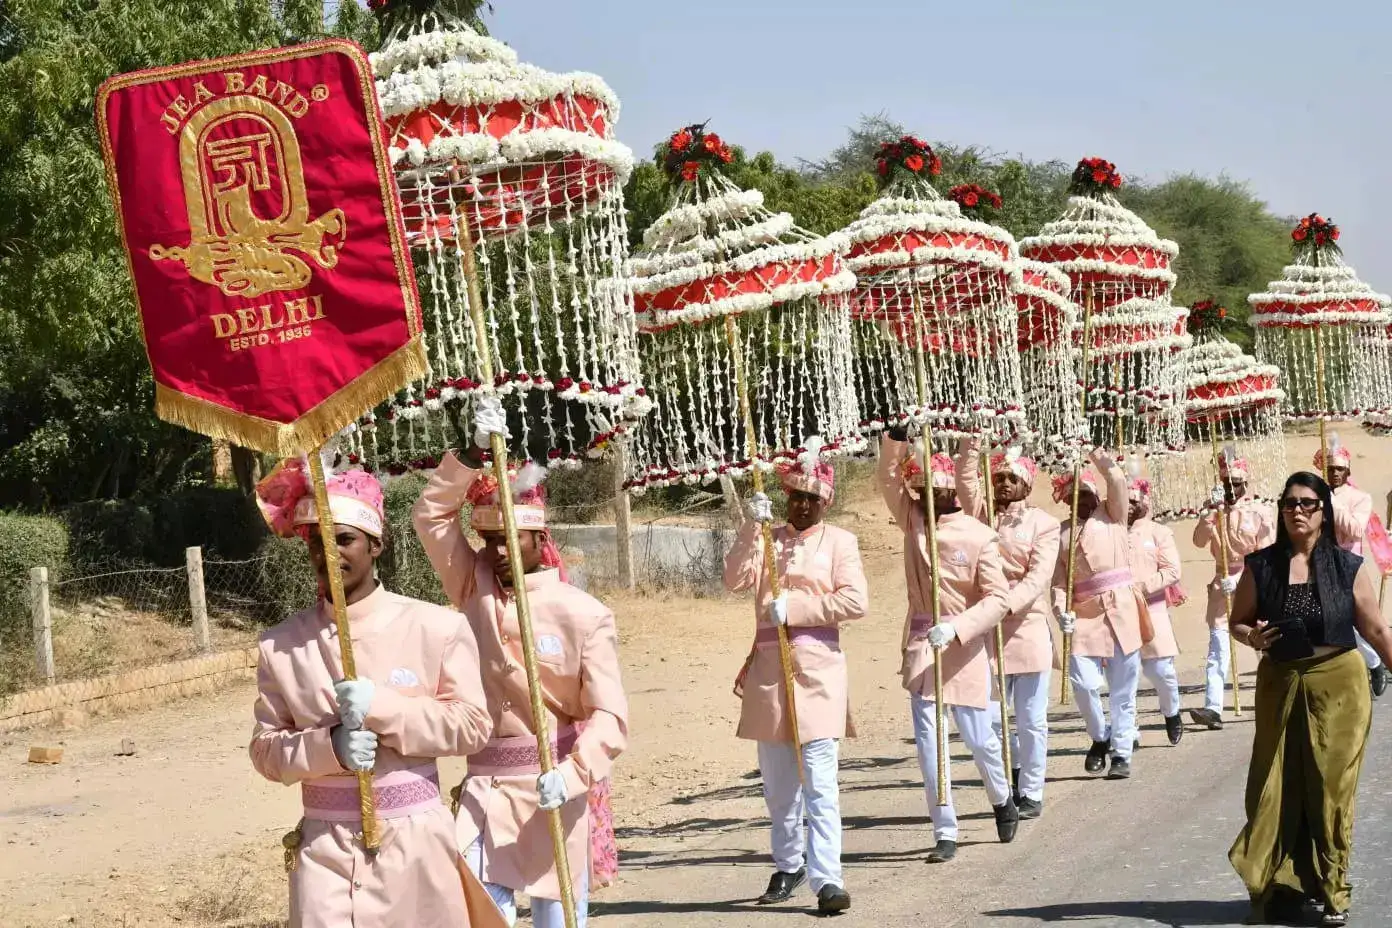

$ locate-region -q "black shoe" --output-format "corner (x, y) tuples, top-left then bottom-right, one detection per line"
(926, 839), (957, 863)
(1017, 796), (1042, 820)
(994, 798), (1020, 843)
(1107, 755), (1131, 779)
(1321, 911), (1349, 926)
(1011, 766), (1021, 800)
(1165, 713), (1184, 745)
(1085, 739), (1110, 773)
(817, 885), (851, 915)
(1133, 737), (1141, 752)
(1373, 665), (1388, 698)
(1189, 707), (1223, 730)
(756, 868), (806, 905)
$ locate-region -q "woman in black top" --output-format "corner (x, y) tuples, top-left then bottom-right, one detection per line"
(1228, 472), (1392, 926)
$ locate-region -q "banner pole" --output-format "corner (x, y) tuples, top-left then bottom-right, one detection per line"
(307, 451), (381, 852)
(1062, 287), (1095, 706)
(983, 450), (1013, 780)
(459, 216), (579, 928)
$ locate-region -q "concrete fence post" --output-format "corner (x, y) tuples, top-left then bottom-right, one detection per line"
(29, 567), (54, 685)
(187, 546), (211, 652)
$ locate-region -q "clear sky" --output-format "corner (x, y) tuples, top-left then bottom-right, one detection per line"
(413, 1), (1392, 288)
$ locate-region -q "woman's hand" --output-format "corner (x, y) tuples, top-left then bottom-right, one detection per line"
(1238, 620), (1281, 652)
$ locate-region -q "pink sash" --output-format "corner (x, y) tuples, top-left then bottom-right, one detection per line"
(302, 765), (441, 822)
(1368, 514), (1392, 574)
(1073, 568), (1134, 599)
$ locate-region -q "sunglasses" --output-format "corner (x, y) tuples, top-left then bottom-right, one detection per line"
(1279, 498), (1322, 513)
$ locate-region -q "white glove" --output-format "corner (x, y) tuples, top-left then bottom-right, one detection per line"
(747, 492), (774, 524)
(333, 679), (375, 731)
(769, 593), (789, 626)
(927, 622), (957, 650)
(1219, 576), (1239, 595)
(473, 395), (509, 449)
(1210, 484), (1226, 507)
(537, 769), (568, 811)
(1058, 611), (1077, 634)
(332, 726), (378, 772)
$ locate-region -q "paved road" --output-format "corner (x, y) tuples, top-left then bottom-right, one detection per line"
(599, 686), (1392, 927)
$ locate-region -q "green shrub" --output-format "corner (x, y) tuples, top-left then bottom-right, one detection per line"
(150, 487), (266, 564)
(63, 499), (154, 570)
(380, 473), (447, 605)
(0, 511), (69, 655)
(250, 535), (317, 625)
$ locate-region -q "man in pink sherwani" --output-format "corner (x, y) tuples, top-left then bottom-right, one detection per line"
(413, 398), (627, 928)
(1052, 449), (1149, 780)
(955, 438), (1059, 821)
(881, 431), (1017, 864)
(724, 438), (867, 915)
(1190, 454), (1277, 730)
(1126, 476), (1185, 746)
(1319, 440), (1390, 696)
(250, 461), (503, 928)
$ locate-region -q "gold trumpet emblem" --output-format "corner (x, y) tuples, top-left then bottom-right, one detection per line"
(151, 96), (346, 298)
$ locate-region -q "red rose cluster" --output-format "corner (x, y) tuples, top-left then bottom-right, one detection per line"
(875, 135), (942, 186)
(663, 123), (734, 184)
(1068, 157), (1123, 196)
(1292, 213), (1340, 248)
(949, 183), (1003, 214)
(1188, 299), (1228, 334)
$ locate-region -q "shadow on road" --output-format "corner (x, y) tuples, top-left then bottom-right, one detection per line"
(982, 898), (1250, 926)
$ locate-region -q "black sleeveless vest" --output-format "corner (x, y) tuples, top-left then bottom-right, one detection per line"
(1245, 543), (1361, 656)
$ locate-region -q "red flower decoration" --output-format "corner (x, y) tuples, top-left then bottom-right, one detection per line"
(1188, 299), (1228, 335)
(1069, 157), (1123, 197)
(670, 129), (693, 152)
(681, 160), (701, 182)
(875, 134), (941, 188)
(904, 153), (925, 172)
(1291, 213), (1340, 257)
(949, 183), (1003, 217)
(662, 122), (735, 185)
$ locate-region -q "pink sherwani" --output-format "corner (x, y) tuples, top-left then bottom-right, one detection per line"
(1129, 518), (1181, 661)
(1192, 494), (1277, 628)
(1051, 461), (1148, 659)
(956, 452), (1061, 675)
(881, 437), (1010, 710)
(251, 586), (495, 928)
(1333, 483), (1374, 554)
(414, 452), (628, 901)
(724, 520), (869, 743)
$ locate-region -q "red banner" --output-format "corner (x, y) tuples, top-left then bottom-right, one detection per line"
(96, 40), (424, 455)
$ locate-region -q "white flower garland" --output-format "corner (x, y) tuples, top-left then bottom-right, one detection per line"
(641, 189), (767, 251)
(635, 269), (858, 331)
(1033, 256), (1177, 287)
(632, 237), (849, 296)
(1250, 310), (1390, 326)
(1014, 259), (1075, 318)
(847, 242), (1015, 278)
(390, 129), (635, 180)
(375, 58), (621, 121)
(369, 27), (519, 76)
(843, 206), (1017, 264)
(628, 214), (796, 276)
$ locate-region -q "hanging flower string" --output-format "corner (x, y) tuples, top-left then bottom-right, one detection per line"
(1068, 156), (1123, 197)
(662, 122), (734, 185)
(1291, 213), (1341, 259)
(368, 0), (493, 33)
(875, 135), (942, 188)
(948, 183), (1002, 219)
(1187, 298), (1228, 335)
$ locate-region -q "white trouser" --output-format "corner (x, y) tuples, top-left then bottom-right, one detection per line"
(1204, 627), (1231, 713)
(465, 835), (589, 928)
(1070, 641), (1142, 762)
(910, 692), (1011, 841)
(1356, 630), (1382, 670)
(757, 738), (843, 893)
(1142, 656), (1182, 718)
(989, 670), (1051, 802)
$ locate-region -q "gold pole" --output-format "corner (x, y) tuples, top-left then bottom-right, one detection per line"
(725, 314), (805, 785)
(908, 281), (949, 805)
(307, 452), (381, 852)
(1209, 418), (1241, 717)
(459, 219), (579, 928)
(1062, 288), (1096, 705)
(1112, 361), (1125, 454)
(1313, 250), (1331, 482)
(982, 451), (1013, 778)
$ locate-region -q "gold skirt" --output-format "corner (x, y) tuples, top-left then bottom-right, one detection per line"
(1228, 647), (1372, 918)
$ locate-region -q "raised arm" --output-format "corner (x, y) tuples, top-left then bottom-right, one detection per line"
(363, 613), (494, 759)
(879, 434), (914, 525)
(722, 519), (764, 595)
(557, 610), (629, 800)
(411, 450), (484, 609)
(955, 436), (987, 523)
(1091, 448), (1128, 524)
(1334, 492), (1373, 548)
(1051, 524), (1071, 616)
(786, 532), (870, 627)
(249, 641), (342, 785)
(1192, 509), (1217, 549)
(1006, 515), (1061, 616)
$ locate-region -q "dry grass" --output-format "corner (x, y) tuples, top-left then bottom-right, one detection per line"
(174, 850), (285, 928)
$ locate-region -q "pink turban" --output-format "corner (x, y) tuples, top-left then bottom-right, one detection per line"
(990, 449), (1038, 486)
(902, 452), (956, 490)
(777, 436), (835, 503)
(1052, 469), (1099, 505)
(1128, 477), (1152, 503)
(256, 458), (385, 540)
(1313, 445), (1352, 471)
(466, 461), (567, 580)
(1218, 455), (1251, 481)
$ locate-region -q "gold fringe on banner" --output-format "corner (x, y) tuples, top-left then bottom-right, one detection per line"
(154, 337), (428, 456)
